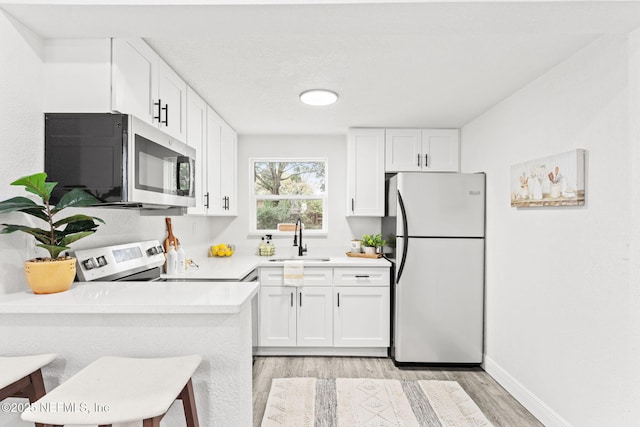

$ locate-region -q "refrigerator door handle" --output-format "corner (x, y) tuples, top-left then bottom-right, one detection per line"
(396, 189), (409, 284)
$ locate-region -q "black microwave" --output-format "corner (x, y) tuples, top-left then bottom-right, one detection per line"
(45, 113), (196, 209)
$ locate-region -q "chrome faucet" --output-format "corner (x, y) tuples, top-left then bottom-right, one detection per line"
(293, 218), (307, 256)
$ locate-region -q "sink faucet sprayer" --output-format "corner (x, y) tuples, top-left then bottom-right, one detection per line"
(293, 218), (307, 257)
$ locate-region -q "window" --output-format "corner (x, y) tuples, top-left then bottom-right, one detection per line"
(250, 158), (327, 234)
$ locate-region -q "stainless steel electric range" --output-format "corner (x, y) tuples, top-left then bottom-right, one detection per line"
(71, 240), (165, 282)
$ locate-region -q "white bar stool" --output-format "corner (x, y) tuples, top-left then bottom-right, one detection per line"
(0, 353), (56, 427)
(21, 355), (201, 427)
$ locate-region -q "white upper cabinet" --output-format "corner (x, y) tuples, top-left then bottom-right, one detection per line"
(45, 38), (188, 142)
(206, 107), (238, 216)
(113, 38), (187, 141)
(384, 129), (422, 172)
(385, 128), (459, 172)
(111, 38), (157, 124)
(346, 128), (385, 217)
(157, 60), (187, 141)
(186, 87), (208, 215)
(422, 129), (460, 172)
(219, 123), (238, 215)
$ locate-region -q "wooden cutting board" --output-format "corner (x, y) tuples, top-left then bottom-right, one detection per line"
(164, 217), (180, 253)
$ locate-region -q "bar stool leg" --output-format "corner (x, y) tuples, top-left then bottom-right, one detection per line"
(27, 369), (47, 427)
(142, 416), (162, 427)
(28, 369), (46, 401)
(179, 379), (199, 427)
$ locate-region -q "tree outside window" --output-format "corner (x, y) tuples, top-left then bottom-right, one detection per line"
(251, 159), (327, 233)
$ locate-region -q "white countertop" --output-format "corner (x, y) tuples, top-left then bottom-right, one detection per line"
(0, 254), (387, 315)
(0, 281), (259, 314)
(162, 254), (392, 281)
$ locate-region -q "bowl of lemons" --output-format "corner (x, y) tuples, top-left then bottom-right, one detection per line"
(209, 243), (235, 257)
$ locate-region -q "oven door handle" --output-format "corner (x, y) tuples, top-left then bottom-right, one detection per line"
(176, 156), (192, 196)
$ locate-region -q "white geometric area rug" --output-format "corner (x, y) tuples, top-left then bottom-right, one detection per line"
(261, 377), (494, 427)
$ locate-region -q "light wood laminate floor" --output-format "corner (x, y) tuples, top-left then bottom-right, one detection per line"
(253, 356), (543, 427)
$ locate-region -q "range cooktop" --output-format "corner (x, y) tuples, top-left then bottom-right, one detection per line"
(71, 240), (165, 282)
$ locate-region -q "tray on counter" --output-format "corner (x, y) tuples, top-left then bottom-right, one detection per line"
(345, 252), (383, 259)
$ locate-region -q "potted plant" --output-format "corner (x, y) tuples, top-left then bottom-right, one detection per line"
(0, 173), (103, 294)
(361, 233), (385, 255)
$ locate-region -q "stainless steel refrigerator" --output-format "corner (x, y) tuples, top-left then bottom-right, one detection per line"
(383, 172), (485, 364)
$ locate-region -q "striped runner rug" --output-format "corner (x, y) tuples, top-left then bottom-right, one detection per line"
(261, 378), (494, 427)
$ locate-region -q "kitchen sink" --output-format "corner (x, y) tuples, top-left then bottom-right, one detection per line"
(267, 257), (331, 262)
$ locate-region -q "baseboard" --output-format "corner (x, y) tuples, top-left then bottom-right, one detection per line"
(483, 356), (572, 427)
(255, 347), (388, 357)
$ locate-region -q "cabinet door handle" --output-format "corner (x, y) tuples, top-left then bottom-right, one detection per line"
(290, 292), (294, 307)
(355, 275), (370, 278)
(351, 198), (354, 212)
(204, 192), (210, 209)
(153, 99), (162, 122)
(337, 292), (340, 307)
(161, 103), (169, 126)
(299, 292), (302, 307)
(227, 196), (230, 210)
(417, 153), (421, 167)
(424, 154), (428, 168)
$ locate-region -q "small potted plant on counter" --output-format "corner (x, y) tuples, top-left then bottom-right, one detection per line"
(361, 233), (386, 255)
(0, 172), (104, 294)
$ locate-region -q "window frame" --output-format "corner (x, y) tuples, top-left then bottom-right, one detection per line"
(249, 157), (329, 236)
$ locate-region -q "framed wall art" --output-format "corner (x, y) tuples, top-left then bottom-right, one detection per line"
(511, 149), (585, 208)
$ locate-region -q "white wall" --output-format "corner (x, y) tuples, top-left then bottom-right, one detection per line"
(461, 34), (639, 426)
(212, 134), (381, 256)
(628, 28), (640, 425)
(0, 11), (46, 293)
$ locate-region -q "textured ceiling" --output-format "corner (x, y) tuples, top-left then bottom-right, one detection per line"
(4, 1), (640, 135)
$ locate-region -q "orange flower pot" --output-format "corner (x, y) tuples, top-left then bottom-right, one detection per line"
(24, 257), (76, 294)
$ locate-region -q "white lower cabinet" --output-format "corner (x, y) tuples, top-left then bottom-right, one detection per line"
(259, 286), (297, 347)
(258, 266), (390, 353)
(334, 287), (390, 347)
(258, 285), (333, 347)
(297, 287), (333, 347)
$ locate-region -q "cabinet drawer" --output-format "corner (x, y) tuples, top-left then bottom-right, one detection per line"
(333, 268), (389, 286)
(259, 267), (333, 286)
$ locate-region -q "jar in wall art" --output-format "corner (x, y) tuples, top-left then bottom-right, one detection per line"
(530, 179), (543, 200)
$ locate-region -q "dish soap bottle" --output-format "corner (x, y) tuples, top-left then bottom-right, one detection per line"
(166, 242), (178, 275)
(177, 245), (186, 273)
(258, 237), (267, 256)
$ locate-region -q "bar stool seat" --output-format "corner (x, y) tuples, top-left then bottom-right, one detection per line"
(21, 355), (201, 427)
(0, 353), (56, 427)
(0, 353), (56, 395)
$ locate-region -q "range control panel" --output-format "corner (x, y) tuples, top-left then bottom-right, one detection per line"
(72, 240), (165, 282)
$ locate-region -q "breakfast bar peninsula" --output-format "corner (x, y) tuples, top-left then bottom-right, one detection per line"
(0, 281), (258, 427)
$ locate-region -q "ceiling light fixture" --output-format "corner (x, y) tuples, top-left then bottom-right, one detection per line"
(299, 89), (338, 106)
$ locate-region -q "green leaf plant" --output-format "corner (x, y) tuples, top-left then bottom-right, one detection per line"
(0, 173), (104, 259)
(361, 233), (386, 248)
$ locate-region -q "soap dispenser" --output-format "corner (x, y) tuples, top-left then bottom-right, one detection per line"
(266, 234), (275, 256)
(258, 237), (267, 256)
